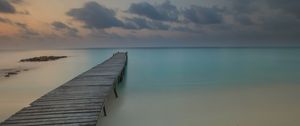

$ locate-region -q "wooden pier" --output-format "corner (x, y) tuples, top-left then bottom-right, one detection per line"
(0, 52), (128, 126)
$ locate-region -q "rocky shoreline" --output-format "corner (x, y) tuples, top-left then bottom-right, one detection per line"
(1, 56), (67, 78)
(0, 68), (29, 78)
(20, 56), (67, 62)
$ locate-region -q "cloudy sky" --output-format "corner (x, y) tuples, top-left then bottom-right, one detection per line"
(0, 0), (299, 49)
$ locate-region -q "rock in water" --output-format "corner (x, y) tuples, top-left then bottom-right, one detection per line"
(20, 56), (67, 62)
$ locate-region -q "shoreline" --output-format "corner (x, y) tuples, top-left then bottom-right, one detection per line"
(0, 68), (30, 79)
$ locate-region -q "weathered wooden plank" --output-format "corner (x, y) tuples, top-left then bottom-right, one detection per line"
(5, 111), (99, 120)
(1, 52), (127, 126)
(31, 99), (104, 105)
(65, 79), (115, 84)
(22, 103), (102, 111)
(19, 107), (101, 114)
(82, 71), (120, 76)
(44, 92), (111, 98)
(33, 96), (105, 102)
(38, 94), (108, 100)
(46, 86), (112, 95)
(73, 75), (116, 81)
(31, 100), (104, 106)
(3, 116), (99, 126)
(33, 97), (104, 103)
(2, 121), (98, 126)
(1, 121), (97, 126)
(44, 86), (112, 95)
(13, 108), (102, 117)
(50, 85), (112, 90)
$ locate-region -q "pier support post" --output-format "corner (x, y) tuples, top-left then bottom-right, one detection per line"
(103, 106), (107, 117)
(114, 87), (118, 98)
(119, 72), (123, 82)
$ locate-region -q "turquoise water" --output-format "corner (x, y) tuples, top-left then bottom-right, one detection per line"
(123, 48), (300, 88)
(1, 48), (300, 126)
(98, 48), (300, 126)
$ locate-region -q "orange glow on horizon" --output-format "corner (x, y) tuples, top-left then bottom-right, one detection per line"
(0, 23), (19, 36)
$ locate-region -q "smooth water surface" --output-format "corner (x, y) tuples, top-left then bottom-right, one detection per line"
(1, 48), (300, 126)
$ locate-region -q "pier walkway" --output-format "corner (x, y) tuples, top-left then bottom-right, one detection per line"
(1, 52), (128, 126)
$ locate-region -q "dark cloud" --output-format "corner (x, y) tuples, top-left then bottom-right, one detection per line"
(0, 17), (38, 36)
(183, 6), (223, 24)
(0, 16), (14, 24)
(66, 1), (123, 29)
(18, 10), (30, 15)
(226, 0), (258, 26)
(228, 0), (300, 25)
(128, 0), (178, 21)
(15, 22), (39, 36)
(229, 0), (300, 25)
(128, 1), (225, 25)
(51, 21), (79, 37)
(123, 17), (170, 30)
(0, 0), (17, 13)
(61, 0), (299, 45)
(231, 0), (256, 14)
(0, 0), (28, 15)
(266, 0), (300, 18)
(2, 0), (300, 48)
(66, 1), (173, 31)
(234, 15), (254, 25)
(10, 0), (24, 4)
(261, 14), (300, 33)
(88, 29), (123, 39)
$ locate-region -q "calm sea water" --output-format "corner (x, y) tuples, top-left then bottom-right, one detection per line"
(0, 48), (300, 126)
